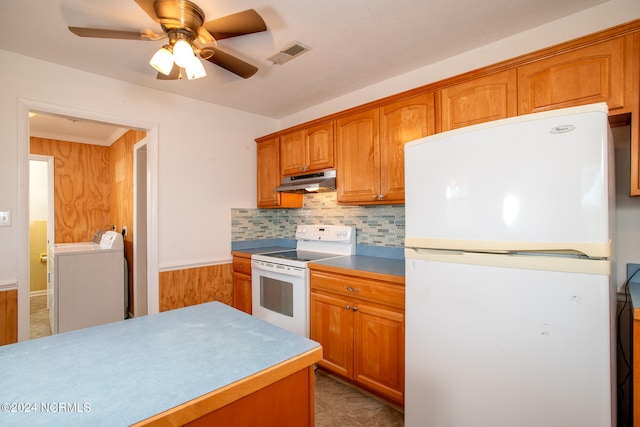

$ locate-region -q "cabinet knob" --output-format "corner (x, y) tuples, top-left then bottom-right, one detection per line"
(345, 285), (359, 293)
(379, 194), (385, 200)
(352, 306), (358, 312)
(372, 194), (378, 199)
(345, 305), (351, 310)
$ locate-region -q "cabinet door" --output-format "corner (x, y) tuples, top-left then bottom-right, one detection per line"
(0, 289), (18, 346)
(256, 138), (302, 208)
(305, 121), (335, 172)
(257, 138), (281, 207)
(440, 69), (517, 131)
(336, 109), (380, 203)
(232, 272), (252, 314)
(518, 37), (630, 115)
(380, 93), (436, 203)
(280, 130), (305, 176)
(310, 292), (353, 378)
(353, 302), (405, 404)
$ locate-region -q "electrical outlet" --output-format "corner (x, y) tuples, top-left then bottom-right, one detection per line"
(0, 211), (11, 227)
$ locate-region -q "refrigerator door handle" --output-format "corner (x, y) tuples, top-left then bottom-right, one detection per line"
(404, 247), (610, 275)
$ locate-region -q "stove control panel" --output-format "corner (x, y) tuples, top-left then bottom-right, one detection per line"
(295, 225), (355, 243)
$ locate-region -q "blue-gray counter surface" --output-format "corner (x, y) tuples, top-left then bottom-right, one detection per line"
(0, 302), (319, 426)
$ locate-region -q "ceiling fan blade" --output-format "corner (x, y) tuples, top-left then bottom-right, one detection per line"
(135, 0), (160, 22)
(205, 47), (259, 79)
(203, 9), (267, 40)
(157, 63), (181, 80)
(68, 26), (163, 41)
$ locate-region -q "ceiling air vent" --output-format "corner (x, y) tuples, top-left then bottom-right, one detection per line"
(268, 42), (311, 65)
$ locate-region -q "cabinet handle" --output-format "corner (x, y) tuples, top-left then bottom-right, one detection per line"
(345, 285), (359, 293)
(379, 194), (385, 200)
(345, 305), (351, 310)
(372, 194), (378, 199)
(352, 306), (358, 312)
(299, 166), (304, 170)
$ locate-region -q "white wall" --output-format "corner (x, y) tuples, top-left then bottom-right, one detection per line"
(279, 0), (640, 128)
(0, 49), (275, 277)
(0, 49), (277, 340)
(29, 160), (48, 221)
(614, 126), (640, 291)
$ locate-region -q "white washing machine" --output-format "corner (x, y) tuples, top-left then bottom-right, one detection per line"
(47, 231), (125, 334)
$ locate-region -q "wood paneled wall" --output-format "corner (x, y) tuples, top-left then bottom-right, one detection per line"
(30, 137), (111, 243)
(30, 130), (146, 315)
(159, 264), (234, 312)
(0, 289), (17, 345)
(110, 130), (146, 315)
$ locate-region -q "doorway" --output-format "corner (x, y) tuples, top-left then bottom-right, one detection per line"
(28, 155), (54, 339)
(17, 99), (160, 342)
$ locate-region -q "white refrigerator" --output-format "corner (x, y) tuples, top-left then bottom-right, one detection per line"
(404, 103), (616, 427)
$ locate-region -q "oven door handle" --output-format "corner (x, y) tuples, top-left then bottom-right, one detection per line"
(251, 260), (307, 277)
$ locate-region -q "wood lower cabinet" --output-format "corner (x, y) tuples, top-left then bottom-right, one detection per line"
(256, 138), (302, 208)
(280, 121), (334, 175)
(310, 268), (404, 404)
(440, 69), (518, 131)
(232, 254), (252, 314)
(0, 289), (18, 346)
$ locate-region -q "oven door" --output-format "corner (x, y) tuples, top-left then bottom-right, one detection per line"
(251, 259), (309, 337)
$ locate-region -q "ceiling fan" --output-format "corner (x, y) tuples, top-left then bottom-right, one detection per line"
(68, 0), (267, 80)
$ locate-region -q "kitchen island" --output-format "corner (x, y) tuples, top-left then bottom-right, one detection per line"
(0, 301), (321, 426)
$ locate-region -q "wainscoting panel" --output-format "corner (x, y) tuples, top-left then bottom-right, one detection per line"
(159, 264), (234, 312)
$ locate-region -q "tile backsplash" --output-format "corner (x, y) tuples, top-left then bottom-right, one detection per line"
(232, 192), (405, 248)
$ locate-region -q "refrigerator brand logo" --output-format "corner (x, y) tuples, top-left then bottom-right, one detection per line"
(549, 125), (575, 134)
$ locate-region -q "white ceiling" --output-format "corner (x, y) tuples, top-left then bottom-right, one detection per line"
(2, 0), (609, 143)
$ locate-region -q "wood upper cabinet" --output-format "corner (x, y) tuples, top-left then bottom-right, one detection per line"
(517, 37), (633, 115)
(280, 121), (334, 176)
(626, 33), (640, 196)
(310, 269), (405, 404)
(336, 109), (380, 204)
(256, 137), (302, 208)
(380, 94), (436, 203)
(440, 69), (517, 131)
(337, 93), (435, 204)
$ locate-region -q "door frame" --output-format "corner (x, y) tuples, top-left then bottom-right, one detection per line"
(17, 98), (160, 341)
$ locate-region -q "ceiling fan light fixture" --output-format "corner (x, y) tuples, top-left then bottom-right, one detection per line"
(185, 56), (207, 80)
(173, 39), (195, 68)
(149, 45), (174, 75)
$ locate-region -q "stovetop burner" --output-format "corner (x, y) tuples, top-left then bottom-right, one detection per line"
(258, 250), (344, 263)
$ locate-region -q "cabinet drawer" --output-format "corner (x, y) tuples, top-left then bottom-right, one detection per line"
(310, 271), (404, 309)
(233, 256), (252, 275)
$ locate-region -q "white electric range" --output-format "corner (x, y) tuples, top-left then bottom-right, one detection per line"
(251, 225), (356, 337)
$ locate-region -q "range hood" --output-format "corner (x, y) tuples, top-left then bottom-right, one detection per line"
(275, 169), (336, 193)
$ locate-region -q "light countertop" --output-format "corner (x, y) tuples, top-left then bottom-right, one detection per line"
(310, 255), (405, 281)
(0, 302), (320, 426)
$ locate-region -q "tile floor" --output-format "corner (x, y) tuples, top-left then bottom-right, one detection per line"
(315, 369), (404, 426)
(30, 294), (51, 339)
